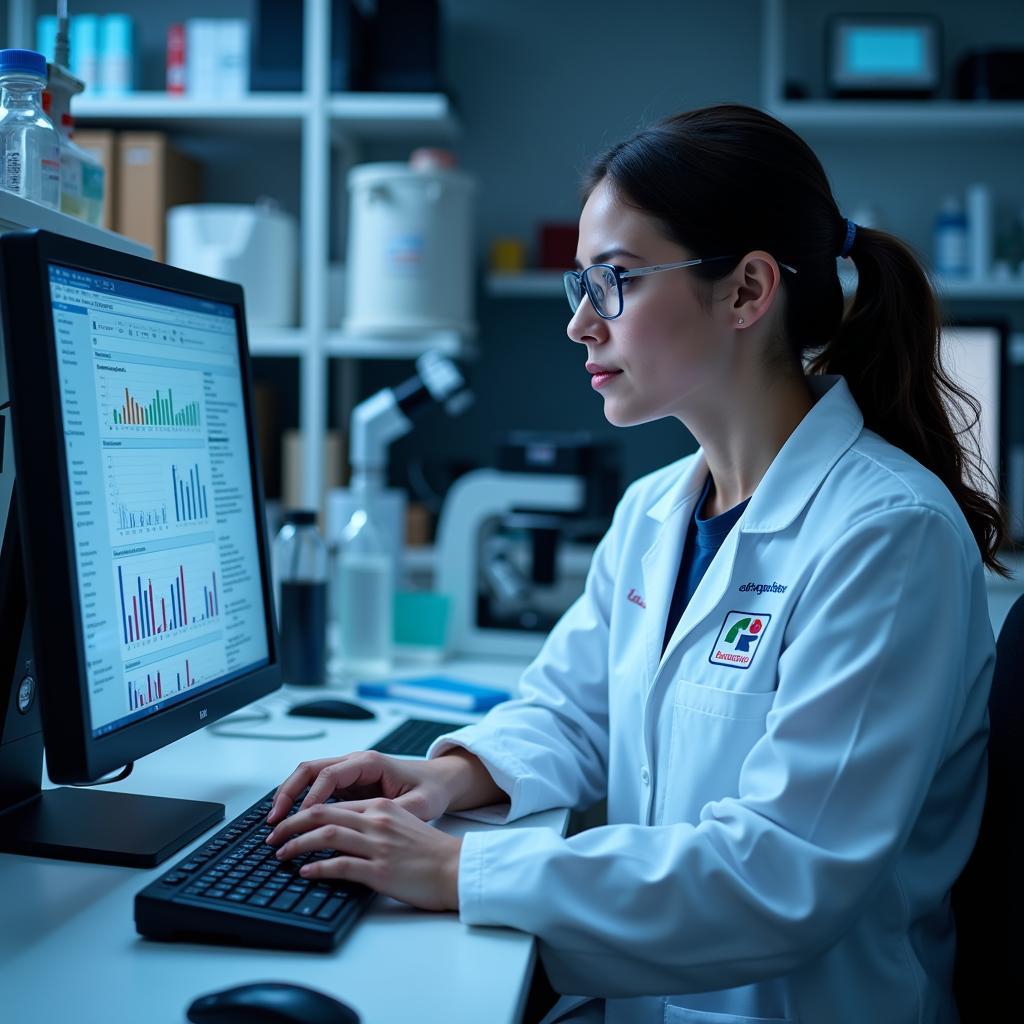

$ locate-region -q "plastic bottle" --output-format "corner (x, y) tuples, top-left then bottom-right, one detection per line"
(333, 480), (394, 677)
(272, 509), (328, 687)
(56, 114), (103, 225)
(0, 49), (61, 208)
(965, 182), (993, 282)
(43, 91), (104, 226)
(934, 195), (968, 278)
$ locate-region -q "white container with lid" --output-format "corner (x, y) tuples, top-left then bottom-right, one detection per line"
(343, 160), (477, 337)
(166, 200), (297, 328)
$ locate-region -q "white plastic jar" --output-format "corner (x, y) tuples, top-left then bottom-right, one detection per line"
(343, 161), (476, 337)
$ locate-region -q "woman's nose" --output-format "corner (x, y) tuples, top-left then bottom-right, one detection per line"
(567, 295), (607, 346)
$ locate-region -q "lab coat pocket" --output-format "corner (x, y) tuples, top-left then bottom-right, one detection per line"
(665, 1005), (791, 1023)
(661, 680), (777, 825)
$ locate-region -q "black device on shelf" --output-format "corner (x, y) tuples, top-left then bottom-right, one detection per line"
(955, 49), (1024, 100)
(0, 230), (280, 868)
(135, 786), (374, 951)
(365, 0), (444, 92)
(250, 0), (369, 92)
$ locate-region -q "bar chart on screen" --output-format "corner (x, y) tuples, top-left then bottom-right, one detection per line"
(124, 637), (227, 712)
(104, 448), (213, 541)
(114, 543), (221, 652)
(96, 360), (204, 439)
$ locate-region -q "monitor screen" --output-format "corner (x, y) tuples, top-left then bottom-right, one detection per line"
(846, 29), (925, 77)
(47, 263), (270, 739)
(939, 324), (1004, 503)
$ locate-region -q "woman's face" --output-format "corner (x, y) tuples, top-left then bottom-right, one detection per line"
(567, 178), (739, 428)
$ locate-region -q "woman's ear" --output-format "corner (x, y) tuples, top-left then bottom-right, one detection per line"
(730, 251), (782, 329)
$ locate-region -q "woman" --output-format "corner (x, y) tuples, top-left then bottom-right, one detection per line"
(266, 104), (1004, 1023)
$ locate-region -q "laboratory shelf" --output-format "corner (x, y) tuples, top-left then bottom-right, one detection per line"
(486, 271), (565, 297)
(934, 278), (1024, 301)
(328, 92), (460, 140)
(325, 330), (474, 360)
(74, 92), (460, 141)
(248, 328), (313, 357)
(247, 328), (474, 360)
(0, 191), (149, 257)
(73, 93), (309, 135)
(840, 267), (1024, 302)
(768, 102), (1024, 136)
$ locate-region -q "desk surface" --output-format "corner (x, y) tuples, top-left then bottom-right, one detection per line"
(1, 657), (562, 1024)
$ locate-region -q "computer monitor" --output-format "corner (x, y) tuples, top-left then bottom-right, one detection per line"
(0, 230), (280, 866)
(938, 320), (1008, 506)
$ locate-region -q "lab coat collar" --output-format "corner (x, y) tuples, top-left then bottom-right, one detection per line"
(644, 375), (863, 534)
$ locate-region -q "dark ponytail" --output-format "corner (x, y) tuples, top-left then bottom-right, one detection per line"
(584, 103), (1010, 576)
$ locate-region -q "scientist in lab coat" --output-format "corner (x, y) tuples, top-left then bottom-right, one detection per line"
(267, 104), (1005, 1023)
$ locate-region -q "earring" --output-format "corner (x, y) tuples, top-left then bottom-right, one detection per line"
(736, 318), (744, 325)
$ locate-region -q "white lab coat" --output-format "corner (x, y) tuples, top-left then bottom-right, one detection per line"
(428, 375), (994, 1024)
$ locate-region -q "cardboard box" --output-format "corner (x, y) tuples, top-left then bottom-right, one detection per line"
(282, 428), (344, 526)
(73, 128), (117, 231)
(116, 132), (201, 261)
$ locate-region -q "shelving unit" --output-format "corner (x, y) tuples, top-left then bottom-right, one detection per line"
(9, 0), (466, 508)
(759, 0), (1024, 135)
(484, 2), (1024, 326)
(0, 191), (149, 257)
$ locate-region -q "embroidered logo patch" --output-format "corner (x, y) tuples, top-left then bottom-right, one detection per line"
(709, 610), (771, 670)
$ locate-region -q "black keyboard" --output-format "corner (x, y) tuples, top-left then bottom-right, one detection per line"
(371, 717), (464, 757)
(135, 787), (374, 951)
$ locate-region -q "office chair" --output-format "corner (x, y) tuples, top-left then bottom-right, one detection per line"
(950, 591), (1023, 1018)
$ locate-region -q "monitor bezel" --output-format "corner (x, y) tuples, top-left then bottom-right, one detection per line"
(0, 229), (280, 784)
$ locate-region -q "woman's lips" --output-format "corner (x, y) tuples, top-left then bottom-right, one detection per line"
(590, 369), (622, 390)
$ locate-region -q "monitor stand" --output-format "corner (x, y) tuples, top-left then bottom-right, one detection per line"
(0, 488), (223, 867)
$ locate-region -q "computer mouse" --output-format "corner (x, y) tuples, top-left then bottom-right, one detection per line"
(187, 981), (360, 1024)
(287, 698), (376, 720)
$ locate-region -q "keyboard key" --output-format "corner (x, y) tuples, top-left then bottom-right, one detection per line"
(269, 890), (304, 913)
(316, 896), (347, 920)
(371, 718), (463, 757)
(294, 891), (329, 917)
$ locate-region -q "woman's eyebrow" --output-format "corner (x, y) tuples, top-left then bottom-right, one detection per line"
(574, 247), (643, 269)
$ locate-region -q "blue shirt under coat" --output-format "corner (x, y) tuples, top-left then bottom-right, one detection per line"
(661, 473), (751, 658)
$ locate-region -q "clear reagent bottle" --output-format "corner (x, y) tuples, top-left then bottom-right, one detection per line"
(334, 474), (394, 677)
(0, 49), (61, 208)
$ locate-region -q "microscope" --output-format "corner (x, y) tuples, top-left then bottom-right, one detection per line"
(437, 432), (620, 658)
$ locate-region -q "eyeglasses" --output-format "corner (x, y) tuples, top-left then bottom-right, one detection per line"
(563, 255), (799, 320)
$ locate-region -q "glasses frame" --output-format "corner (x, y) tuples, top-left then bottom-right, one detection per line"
(563, 254), (799, 321)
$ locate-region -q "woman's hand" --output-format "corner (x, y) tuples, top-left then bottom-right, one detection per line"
(266, 798), (463, 911)
(267, 750), (458, 826)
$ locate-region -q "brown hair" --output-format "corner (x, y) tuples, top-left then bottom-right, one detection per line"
(584, 103), (1010, 576)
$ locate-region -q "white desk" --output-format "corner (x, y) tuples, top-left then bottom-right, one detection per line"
(1, 657), (564, 1024)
